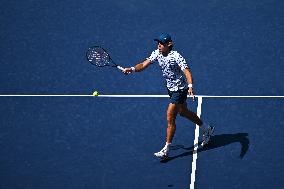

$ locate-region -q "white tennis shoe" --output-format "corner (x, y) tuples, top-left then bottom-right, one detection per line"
(154, 145), (169, 158)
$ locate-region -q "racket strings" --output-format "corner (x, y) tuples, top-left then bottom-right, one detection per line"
(87, 47), (110, 67)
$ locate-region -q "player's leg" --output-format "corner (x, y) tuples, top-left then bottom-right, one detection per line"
(154, 103), (178, 158)
(178, 103), (203, 126)
(178, 103), (215, 146)
(166, 103), (178, 143)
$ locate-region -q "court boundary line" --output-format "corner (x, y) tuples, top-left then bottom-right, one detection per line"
(190, 97), (202, 189)
(0, 94), (283, 98)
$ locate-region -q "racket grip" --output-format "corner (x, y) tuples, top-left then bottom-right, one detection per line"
(117, 66), (125, 71)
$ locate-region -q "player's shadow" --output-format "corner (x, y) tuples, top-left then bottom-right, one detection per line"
(161, 133), (249, 163)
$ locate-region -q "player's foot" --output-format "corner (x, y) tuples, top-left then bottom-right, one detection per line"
(201, 126), (215, 147)
(154, 145), (169, 158)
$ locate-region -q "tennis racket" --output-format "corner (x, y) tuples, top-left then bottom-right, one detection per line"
(86, 46), (125, 71)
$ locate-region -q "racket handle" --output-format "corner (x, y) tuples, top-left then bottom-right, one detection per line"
(117, 66), (125, 72)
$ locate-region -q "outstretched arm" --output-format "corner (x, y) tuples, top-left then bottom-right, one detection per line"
(123, 59), (152, 74)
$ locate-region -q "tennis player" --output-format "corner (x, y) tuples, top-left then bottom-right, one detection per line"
(123, 34), (214, 158)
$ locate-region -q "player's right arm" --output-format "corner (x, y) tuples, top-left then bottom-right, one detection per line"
(123, 49), (158, 74)
(123, 59), (151, 74)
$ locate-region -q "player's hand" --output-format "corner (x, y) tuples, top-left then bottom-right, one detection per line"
(122, 67), (133, 75)
(188, 87), (195, 101)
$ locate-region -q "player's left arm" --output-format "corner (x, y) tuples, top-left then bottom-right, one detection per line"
(176, 52), (195, 101)
(183, 68), (195, 101)
(183, 68), (193, 85)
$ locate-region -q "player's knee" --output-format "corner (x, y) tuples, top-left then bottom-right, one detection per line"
(167, 104), (177, 125)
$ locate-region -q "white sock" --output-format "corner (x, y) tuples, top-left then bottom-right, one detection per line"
(165, 142), (171, 147)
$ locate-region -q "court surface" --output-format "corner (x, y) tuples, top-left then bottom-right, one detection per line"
(0, 0), (283, 189)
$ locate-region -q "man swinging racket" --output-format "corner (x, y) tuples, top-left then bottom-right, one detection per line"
(123, 34), (214, 159)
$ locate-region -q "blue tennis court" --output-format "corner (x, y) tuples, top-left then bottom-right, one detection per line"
(0, 0), (283, 189)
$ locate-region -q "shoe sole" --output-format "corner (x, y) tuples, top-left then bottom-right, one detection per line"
(154, 151), (169, 159)
(154, 153), (168, 158)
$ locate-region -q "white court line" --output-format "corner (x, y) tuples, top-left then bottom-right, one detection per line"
(0, 94), (283, 98)
(100, 95), (284, 98)
(190, 97), (202, 189)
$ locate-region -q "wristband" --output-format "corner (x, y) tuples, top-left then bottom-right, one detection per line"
(188, 84), (193, 88)
(131, 67), (136, 72)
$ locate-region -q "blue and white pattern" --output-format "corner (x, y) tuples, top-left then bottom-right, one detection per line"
(147, 49), (189, 91)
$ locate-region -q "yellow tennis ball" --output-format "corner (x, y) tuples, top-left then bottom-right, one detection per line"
(93, 91), (99, 96)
